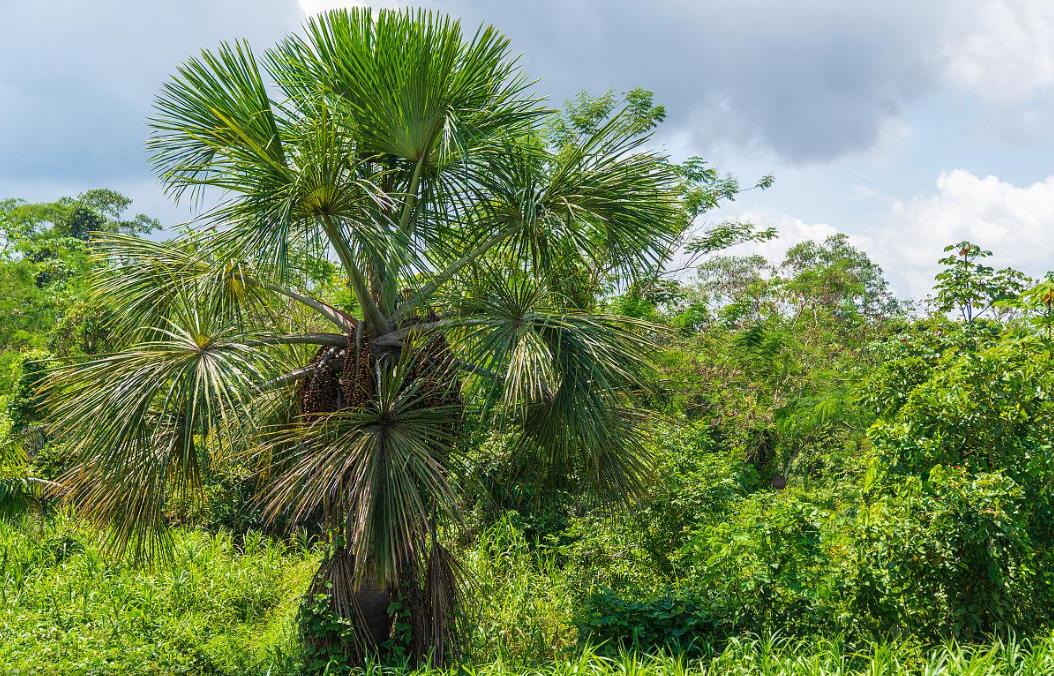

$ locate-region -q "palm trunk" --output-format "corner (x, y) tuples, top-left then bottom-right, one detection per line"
(299, 547), (392, 669)
(293, 320), (465, 669)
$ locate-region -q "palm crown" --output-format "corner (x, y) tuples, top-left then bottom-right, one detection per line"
(44, 7), (699, 666)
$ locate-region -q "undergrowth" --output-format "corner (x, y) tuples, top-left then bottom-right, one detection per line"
(4, 515), (1054, 675)
(0, 514), (316, 674)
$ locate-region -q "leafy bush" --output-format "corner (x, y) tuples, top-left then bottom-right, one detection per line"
(573, 320), (1054, 649)
(575, 591), (714, 653)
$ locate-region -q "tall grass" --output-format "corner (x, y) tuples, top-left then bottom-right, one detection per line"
(361, 636), (1054, 675)
(0, 514), (317, 674)
(459, 516), (578, 664)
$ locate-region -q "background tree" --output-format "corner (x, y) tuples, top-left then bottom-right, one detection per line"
(1006, 274), (1054, 354)
(0, 189), (158, 520)
(933, 240), (1030, 323)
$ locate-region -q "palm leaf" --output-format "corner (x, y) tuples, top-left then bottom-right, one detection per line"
(270, 8), (539, 164)
(255, 351), (463, 587)
(445, 270), (658, 498)
(42, 312), (282, 560)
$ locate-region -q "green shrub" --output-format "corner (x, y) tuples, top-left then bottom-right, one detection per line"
(576, 590), (714, 653)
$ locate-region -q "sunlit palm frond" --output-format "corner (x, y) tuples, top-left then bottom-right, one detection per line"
(42, 312), (282, 560)
(150, 40), (289, 203)
(203, 100), (397, 279)
(265, 7), (545, 313)
(446, 271), (658, 497)
(91, 233), (288, 342)
(270, 7), (539, 165)
(91, 232), (362, 348)
(150, 41), (393, 280)
(542, 104), (683, 281)
(405, 110), (682, 315)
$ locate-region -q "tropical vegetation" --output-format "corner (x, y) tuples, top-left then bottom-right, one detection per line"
(1, 7), (1053, 676)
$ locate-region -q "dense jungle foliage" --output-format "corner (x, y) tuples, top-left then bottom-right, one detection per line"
(2, 9), (1053, 674)
(2, 184), (1052, 674)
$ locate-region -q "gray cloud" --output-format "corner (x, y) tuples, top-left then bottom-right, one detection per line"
(0, 1), (301, 187)
(1, 0), (1046, 203)
(424, 0), (949, 162)
(0, 0), (957, 192)
(5, 0), (1053, 298)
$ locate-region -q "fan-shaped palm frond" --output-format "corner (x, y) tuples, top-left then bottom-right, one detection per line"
(538, 102), (683, 281)
(91, 232), (360, 342)
(150, 39), (289, 203)
(255, 350), (462, 587)
(442, 269), (659, 498)
(396, 108), (683, 322)
(43, 311), (287, 560)
(270, 8), (538, 165)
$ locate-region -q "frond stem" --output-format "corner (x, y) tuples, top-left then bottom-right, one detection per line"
(262, 365), (317, 389)
(395, 226), (510, 323)
(249, 333), (348, 347)
(262, 283), (356, 334)
(397, 156), (426, 234)
(320, 213), (392, 336)
(373, 319), (451, 347)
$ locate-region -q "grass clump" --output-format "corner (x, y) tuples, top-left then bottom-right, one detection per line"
(364, 635), (1054, 675)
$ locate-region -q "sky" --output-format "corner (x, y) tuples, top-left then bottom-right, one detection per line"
(2, 0), (1052, 299)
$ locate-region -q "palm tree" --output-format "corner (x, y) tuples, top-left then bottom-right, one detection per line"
(43, 8), (714, 667)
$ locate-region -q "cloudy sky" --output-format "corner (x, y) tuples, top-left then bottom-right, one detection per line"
(2, 1), (1052, 298)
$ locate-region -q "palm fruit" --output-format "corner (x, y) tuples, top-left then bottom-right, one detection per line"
(299, 345), (344, 414)
(339, 329), (375, 409)
(298, 316), (462, 418)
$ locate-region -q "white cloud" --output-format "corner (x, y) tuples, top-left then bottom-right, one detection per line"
(943, 0), (1054, 101)
(878, 170), (1054, 294)
(298, 0), (351, 14)
(723, 170), (1054, 300)
(720, 210), (842, 264)
(297, 0), (404, 15)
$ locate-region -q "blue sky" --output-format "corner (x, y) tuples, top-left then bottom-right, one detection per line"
(2, 0), (1052, 298)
